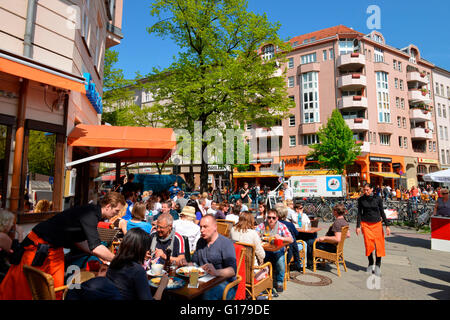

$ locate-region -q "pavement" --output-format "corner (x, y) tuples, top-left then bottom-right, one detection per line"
(275, 222), (450, 300)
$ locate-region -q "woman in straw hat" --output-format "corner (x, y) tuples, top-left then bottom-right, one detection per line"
(172, 206), (201, 254)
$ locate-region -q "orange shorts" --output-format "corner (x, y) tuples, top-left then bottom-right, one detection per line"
(0, 231), (65, 300)
(361, 221), (385, 257)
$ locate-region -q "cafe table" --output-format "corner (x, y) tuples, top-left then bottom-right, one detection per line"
(296, 227), (321, 234)
(262, 240), (291, 252)
(148, 267), (227, 300)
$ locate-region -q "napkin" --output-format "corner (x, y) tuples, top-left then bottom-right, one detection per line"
(199, 274), (216, 283)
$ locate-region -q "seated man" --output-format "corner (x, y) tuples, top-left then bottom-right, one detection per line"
(181, 214), (237, 300)
(314, 204), (350, 255)
(276, 204), (302, 272)
(256, 208), (293, 294)
(150, 213), (185, 266)
(153, 201), (179, 221)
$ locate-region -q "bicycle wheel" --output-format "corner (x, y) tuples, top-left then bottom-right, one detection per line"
(347, 208), (358, 223)
(321, 207), (334, 222)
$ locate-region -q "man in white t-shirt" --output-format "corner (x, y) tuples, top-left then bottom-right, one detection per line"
(172, 206), (201, 254)
(207, 201), (218, 216)
(283, 182), (293, 202)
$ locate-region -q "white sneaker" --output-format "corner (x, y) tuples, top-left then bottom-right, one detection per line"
(366, 264), (375, 274)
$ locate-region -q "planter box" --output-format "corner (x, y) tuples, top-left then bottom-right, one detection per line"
(353, 95), (362, 101)
(354, 118), (363, 123)
(351, 52), (360, 58)
(352, 73), (361, 79)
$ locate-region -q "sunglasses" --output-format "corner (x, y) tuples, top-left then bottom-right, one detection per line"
(267, 216), (277, 220)
(442, 193), (449, 195)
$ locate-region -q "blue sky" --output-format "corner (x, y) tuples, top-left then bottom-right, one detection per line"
(114, 0), (450, 79)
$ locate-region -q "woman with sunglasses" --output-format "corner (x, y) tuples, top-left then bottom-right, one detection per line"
(356, 183), (391, 276)
(433, 188), (450, 217)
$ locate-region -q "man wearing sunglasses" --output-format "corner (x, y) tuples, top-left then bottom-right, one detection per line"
(256, 208), (293, 295)
(434, 188), (450, 217)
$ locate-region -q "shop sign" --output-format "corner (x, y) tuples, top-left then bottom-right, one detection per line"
(208, 165), (230, 172)
(347, 172), (360, 177)
(249, 158), (273, 164)
(418, 158), (439, 164)
(83, 73), (103, 114)
(282, 156), (303, 165)
(369, 156), (392, 163)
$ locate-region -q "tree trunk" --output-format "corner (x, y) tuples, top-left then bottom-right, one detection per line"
(200, 140), (209, 193)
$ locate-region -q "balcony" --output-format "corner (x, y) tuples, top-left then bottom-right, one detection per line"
(355, 141), (370, 154)
(407, 71), (428, 85)
(297, 62), (320, 75)
(337, 53), (366, 70)
(106, 23), (124, 49)
(409, 108), (432, 122)
(408, 90), (432, 104)
(254, 126), (284, 138)
(337, 96), (368, 110)
(337, 74), (366, 90)
(410, 127), (433, 140)
(345, 118), (369, 132)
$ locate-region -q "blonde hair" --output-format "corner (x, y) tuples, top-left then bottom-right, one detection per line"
(0, 209), (15, 233)
(275, 203), (288, 220)
(286, 199), (293, 206)
(234, 212), (255, 232)
(34, 199), (50, 213)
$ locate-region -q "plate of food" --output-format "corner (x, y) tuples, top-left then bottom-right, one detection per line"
(146, 269), (168, 277)
(175, 266), (207, 278)
(148, 276), (185, 289)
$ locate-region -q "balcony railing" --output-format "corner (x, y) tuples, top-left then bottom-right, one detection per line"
(337, 96), (368, 110)
(337, 74), (367, 90)
(337, 53), (366, 70)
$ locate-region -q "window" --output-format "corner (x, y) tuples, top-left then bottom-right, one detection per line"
(372, 131), (377, 144)
(397, 116), (401, 127)
(394, 78), (398, 89)
(341, 90), (362, 97)
(288, 76), (295, 88)
(438, 104), (442, 117)
(401, 98), (405, 109)
(262, 45), (274, 60)
(396, 97), (400, 108)
(433, 141), (436, 152)
(289, 96), (295, 102)
(404, 137), (408, 149)
(289, 115), (295, 126)
(447, 150), (450, 164)
(440, 126), (444, 139)
(447, 86), (450, 98)
(376, 72), (390, 123)
(379, 133), (390, 145)
(398, 136), (403, 147)
(329, 49), (334, 60)
(398, 61), (402, 71)
(288, 57), (294, 69)
(82, 0), (90, 40)
(399, 80), (404, 90)
(323, 50), (327, 61)
(374, 47), (384, 62)
(393, 60), (397, 70)
(301, 72), (320, 123)
(338, 39), (355, 55)
(446, 127), (449, 141)
(429, 141), (432, 151)
(94, 25), (101, 67)
(303, 134), (319, 145)
(443, 105), (447, 118)
(246, 124), (252, 130)
(301, 53), (317, 64)
(289, 135), (296, 147)
(442, 150), (446, 164)
(441, 84), (444, 97)
(403, 117), (407, 128)
(435, 82), (440, 95)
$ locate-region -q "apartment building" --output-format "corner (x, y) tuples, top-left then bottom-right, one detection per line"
(432, 67), (450, 170)
(246, 25), (440, 191)
(0, 0), (123, 211)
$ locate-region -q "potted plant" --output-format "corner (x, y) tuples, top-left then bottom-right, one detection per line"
(425, 128), (430, 133)
(352, 73), (361, 79)
(421, 88), (428, 96)
(353, 95), (362, 101)
(354, 118), (363, 123)
(420, 72), (426, 78)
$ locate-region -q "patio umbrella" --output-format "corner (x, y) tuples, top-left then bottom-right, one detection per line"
(423, 168), (450, 183)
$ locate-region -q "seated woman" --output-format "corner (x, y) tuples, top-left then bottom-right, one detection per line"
(230, 212), (265, 266)
(225, 206), (241, 225)
(34, 199), (51, 213)
(314, 203), (350, 254)
(106, 228), (168, 300)
(119, 202), (152, 235)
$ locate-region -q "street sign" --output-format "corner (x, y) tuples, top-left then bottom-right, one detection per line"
(49, 176), (54, 185)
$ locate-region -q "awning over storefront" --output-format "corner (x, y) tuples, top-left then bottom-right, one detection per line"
(0, 50), (86, 93)
(233, 171), (279, 178)
(370, 172), (402, 179)
(67, 124), (176, 166)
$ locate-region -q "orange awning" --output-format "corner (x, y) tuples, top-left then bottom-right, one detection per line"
(0, 55), (86, 94)
(67, 124), (176, 163)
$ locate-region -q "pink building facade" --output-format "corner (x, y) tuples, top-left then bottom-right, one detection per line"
(246, 26), (441, 191)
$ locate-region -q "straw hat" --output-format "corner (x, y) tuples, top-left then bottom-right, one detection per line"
(180, 206), (196, 219)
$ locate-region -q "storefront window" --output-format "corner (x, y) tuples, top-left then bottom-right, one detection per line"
(381, 163), (391, 172)
(369, 162), (379, 172)
(417, 165), (427, 174)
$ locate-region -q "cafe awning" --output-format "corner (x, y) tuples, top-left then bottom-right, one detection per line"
(370, 172), (402, 179)
(66, 124), (176, 166)
(0, 50), (86, 93)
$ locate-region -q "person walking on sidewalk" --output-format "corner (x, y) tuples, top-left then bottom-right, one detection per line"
(356, 183), (391, 276)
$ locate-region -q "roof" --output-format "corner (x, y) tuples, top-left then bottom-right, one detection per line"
(289, 25), (364, 47)
(67, 124), (176, 163)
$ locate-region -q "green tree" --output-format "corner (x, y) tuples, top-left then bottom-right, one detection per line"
(28, 131), (56, 177)
(307, 109), (361, 174)
(147, 0), (293, 192)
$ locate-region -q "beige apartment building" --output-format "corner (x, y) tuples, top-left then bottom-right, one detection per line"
(244, 25), (441, 191)
(432, 67), (450, 170)
(0, 0), (123, 212)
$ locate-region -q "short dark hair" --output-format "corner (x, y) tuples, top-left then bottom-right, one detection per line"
(267, 208), (278, 217)
(333, 203), (346, 216)
(99, 192), (126, 208)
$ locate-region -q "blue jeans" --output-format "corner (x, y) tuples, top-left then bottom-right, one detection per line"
(265, 250), (285, 287)
(202, 280), (237, 300)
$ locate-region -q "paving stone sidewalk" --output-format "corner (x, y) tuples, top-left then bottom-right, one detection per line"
(276, 222), (450, 300)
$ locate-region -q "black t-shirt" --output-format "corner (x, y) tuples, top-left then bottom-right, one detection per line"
(357, 194), (389, 228)
(240, 188), (250, 203)
(32, 204), (102, 250)
(106, 262), (153, 300)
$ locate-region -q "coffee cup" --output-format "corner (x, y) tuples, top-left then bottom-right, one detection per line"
(151, 263), (164, 275)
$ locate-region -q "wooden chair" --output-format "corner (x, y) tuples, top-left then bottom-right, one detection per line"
(312, 225), (349, 277)
(23, 265), (68, 300)
(235, 241), (273, 300)
(97, 227), (120, 252)
(285, 239), (307, 286)
(217, 222), (231, 238)
(222, 244), (245, 300)
(217, 219), (235, 229)
(310, 217), (319, 228)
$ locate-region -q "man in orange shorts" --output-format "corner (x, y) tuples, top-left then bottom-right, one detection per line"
(0, 192), (125, 300)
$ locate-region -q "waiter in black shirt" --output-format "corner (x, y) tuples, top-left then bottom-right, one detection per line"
(0, 192), (125, 300)
(356, 184), (390, 275)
